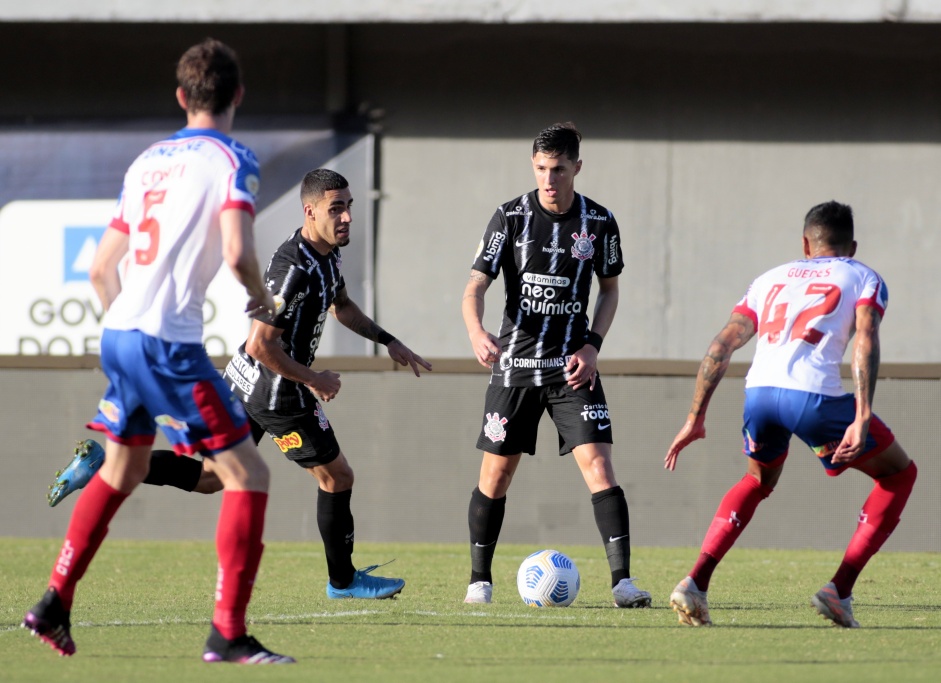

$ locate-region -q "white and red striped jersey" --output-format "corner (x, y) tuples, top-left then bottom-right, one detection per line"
(733, 257), (887, 396)
(103, 128), (260, 343)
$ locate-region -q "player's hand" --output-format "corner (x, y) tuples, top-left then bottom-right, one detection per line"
(665, 415), (706, 471)
(306, 370), (341, 402)
(564, 345), (598, 390)
(470, 329), (501, 368)
(246, 290), (277, 320)
(833, 418), (870, 464)
(387, 339), (433, 377)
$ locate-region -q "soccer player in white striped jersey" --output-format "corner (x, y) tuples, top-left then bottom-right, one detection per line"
(461, 123), (651, 608)
(23, 39), (294, 664)
(665, 200), (916, 628)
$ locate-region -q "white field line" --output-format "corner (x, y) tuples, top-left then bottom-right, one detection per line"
(3, 607), (577, 634)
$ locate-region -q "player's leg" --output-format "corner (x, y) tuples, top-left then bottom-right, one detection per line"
(25, 329), (157, 656)
(671, 459), (780, 627)
(309, 452), (405, 599)
(198, 438), (270, 646)
(465, 451), (522, 603)
(45, 419), (254, 506)
(671, 387), (787, 626)
(140, 414), (264, 493)
(797, 396), (916, 627)
(466, 385), (537, 603)
(569, 442), (651, 608)
(202, 438), (292, 662)
(551, 378), (650, 608)
(814, 437), (915, 627)
(132, 413), (265, 493)
(25, 439), (152, 656)
(138, 339), (291, 663)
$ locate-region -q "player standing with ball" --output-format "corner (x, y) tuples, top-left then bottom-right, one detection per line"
(461, 122), (651, 608)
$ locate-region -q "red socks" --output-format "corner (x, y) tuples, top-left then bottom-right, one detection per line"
(832, 461), (917, 598)
(691, 474), (774, 591)
(212, 490), (268, 640)
(48, 474), (129, 609)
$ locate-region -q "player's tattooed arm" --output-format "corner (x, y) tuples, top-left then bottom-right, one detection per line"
(665, 312), (755, 470)
(463, 270), (492, 302)
(833, 304), (882, 462)
(689, 312), (755, 418)
(330, 286), (393, 343)
(851, 305), (882, 421)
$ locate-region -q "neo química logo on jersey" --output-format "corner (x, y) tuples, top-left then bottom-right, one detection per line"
(63, 226), (105, 283)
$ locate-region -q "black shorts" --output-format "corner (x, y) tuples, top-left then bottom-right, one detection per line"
(475, 376), (613, 456)
(245, 402), (341, 468)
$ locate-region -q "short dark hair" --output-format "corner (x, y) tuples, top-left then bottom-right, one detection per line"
(176, 38), (242, 115)
(803, 200), (854, 248)
(532, 122), (581, 162)
(301, 169), (349, 204)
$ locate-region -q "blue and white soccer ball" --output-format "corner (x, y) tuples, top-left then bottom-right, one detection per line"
(516, 549), (580, 607)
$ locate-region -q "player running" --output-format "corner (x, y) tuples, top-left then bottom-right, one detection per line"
(23, 39), (295, 663)
(47, 169), (430, 601)
(461, 122), (651, 608)
(665, 200), (917, 628)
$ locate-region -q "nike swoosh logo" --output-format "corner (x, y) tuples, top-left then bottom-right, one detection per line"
(598, 423), (611, 430)
(608, 535), (629, 543)
(515, 239), (534, 247)
(473, 541), (496, 548)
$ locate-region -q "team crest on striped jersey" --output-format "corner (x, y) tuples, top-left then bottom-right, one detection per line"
(484, 412), (508, 442)
(571, 228), (596, 261)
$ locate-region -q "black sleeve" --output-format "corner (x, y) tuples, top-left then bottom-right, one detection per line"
(471, 208), (508, 278)
(595, 211), (624, 278)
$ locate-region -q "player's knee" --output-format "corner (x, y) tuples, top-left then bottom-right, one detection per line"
(331, 467), (354, 491)
(195, 469), (224, 494)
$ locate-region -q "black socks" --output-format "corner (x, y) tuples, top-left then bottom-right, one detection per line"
(592, 486), (631, 587)
(468, 487), (506, 584)
(318, 488), (356, 588)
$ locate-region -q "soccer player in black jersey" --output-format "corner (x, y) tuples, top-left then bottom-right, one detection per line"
(49, 169), (431, 601)
(461, 123), (651, 607)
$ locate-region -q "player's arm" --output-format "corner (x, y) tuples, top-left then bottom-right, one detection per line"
(462, 269), (500, 368)
(330, 286), (432, 377)
(244, 319), (341, 402)
(220, 208), (275, 319)
(565, 275), (619, 390)
(665, 311), (756, 471)
(88, 228), (129, 310)
(833, 305), (882, 463)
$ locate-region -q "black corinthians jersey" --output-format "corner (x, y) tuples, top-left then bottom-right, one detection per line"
(472, 190), (624, 387)
(225, 228), (345, 412)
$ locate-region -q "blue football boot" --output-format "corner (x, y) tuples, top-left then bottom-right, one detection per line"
(325, 564), (405, 600)
(47, 440), (105, 507)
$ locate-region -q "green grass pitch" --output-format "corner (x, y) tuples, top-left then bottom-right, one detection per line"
(2, 538), (939, 682)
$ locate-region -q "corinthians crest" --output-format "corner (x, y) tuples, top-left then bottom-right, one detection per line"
(315, 405), (330, 431)
(571, 228), (596, 261)
(484, 412), (508, 443)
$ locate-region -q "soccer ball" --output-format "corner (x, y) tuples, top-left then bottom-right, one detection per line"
(516, 549), (580, 607)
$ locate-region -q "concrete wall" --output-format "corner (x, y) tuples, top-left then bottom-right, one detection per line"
(3, 367), (938, 553)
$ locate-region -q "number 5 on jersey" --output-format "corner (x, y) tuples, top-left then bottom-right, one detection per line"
(135, 189), (166, 265)
(759, 283), (842, 346)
